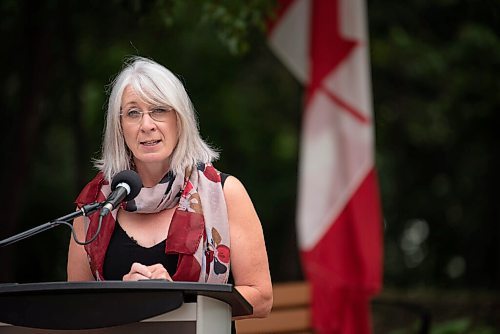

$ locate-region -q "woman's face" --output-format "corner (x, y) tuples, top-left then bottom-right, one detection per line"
(120, 85), (179, 170)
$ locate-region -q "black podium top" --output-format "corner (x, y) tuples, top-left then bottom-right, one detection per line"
(0, 281), (252, 330)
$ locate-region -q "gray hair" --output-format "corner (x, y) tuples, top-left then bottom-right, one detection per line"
(94, 56), (219, 181)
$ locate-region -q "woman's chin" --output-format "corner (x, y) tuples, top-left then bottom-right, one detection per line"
(134, 153), (172, 166)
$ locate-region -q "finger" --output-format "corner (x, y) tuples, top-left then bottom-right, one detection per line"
(150, 273), (172, 281)
(150, 270), (172, 281)
(130, 262), (152, 278)
(123, 272), (150, 281)
(148, 264), (172, 281)
(148, 263), (167, 273)
(122, 262), (152, 281)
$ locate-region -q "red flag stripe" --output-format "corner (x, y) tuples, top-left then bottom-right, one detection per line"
(308, 0), (357, 97)
(317, 85), (371, 124)
(302, 169), (382, 332)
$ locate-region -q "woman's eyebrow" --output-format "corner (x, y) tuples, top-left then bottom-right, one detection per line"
(121, 101), (139, 109)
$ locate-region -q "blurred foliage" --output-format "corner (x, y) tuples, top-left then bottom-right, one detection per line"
(369, 0), (500, 289)
(388, 318), (498, 334)
(201, 0), (277, 54)
(0, 2), (498, 323)
(389, 317), (498, 334)
(430, 318), (497, 334)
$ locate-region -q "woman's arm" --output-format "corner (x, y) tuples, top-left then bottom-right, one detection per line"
(67, 215), (94, 281)
(224, 176), (273, 318)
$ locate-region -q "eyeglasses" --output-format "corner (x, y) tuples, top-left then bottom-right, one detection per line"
(120, 106), (174, 124)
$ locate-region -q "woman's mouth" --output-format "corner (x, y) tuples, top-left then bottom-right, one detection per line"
(140, 139), (161, 146)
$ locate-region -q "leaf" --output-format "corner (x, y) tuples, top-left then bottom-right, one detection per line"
(212, 227), (222, 245)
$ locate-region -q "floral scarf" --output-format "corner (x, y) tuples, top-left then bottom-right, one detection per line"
(75, 163), (230, 283)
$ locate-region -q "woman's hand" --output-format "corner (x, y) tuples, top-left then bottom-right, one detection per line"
(123, 262), (173, 281)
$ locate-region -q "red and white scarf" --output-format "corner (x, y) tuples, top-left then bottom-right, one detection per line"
(75, 163), (230, 283)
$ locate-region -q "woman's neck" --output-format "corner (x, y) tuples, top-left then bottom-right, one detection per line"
(134, 160), (170, 187)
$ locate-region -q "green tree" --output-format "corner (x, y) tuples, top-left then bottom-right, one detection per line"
(369, 0), (500, 287)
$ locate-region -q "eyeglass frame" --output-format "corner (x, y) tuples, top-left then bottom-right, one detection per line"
(119, 106), (176, 123)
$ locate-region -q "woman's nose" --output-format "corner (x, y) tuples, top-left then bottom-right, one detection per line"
(139, 112), (157, 131)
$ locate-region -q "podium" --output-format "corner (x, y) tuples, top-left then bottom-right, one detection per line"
(0, 281), (252, 333)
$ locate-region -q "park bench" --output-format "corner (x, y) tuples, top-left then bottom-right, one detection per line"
(236, 281), (431, 334)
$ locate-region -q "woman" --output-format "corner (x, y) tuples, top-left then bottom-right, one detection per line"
(67, 57), (273, 318)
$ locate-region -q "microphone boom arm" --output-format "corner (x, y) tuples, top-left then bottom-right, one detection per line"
(0, 202), (103, 248)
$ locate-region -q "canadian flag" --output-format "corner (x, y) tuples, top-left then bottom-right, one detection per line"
(269, 0), (383, 333)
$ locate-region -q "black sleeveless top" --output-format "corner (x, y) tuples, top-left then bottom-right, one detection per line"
(102, 223), (179, 280)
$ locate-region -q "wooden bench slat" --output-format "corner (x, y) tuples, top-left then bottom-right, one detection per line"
(236, 308), (311, 333)
(236, 281), (312, 333)
(272, 281), (311, 308)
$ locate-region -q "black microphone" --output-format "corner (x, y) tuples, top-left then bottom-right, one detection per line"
(100, 170), (142, 217)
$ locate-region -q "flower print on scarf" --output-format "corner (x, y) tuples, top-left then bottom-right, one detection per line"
(216, 245), (230, 264)
(205, 245), (214, 281)
(200, 164), (221, 183)
(206, 227), (230, 277)
(178, 180), (203, 213)
(178, 192), (202, 213)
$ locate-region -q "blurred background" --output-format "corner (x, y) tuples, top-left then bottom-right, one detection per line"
(0, 0), (498, 332)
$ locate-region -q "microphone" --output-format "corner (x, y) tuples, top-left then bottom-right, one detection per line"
(100, 170), (142, 217)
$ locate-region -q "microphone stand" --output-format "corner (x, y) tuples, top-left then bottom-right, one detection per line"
(0, 202), (102, 247)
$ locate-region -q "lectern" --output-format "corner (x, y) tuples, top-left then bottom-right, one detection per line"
(0, 281), (252, 333)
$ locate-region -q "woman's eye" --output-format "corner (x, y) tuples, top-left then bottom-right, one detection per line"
(152, 108), (167, 115)
(127, 110), (141, 118)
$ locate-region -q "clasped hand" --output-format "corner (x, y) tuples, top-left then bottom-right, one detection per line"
(123, 262), (172, 281)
